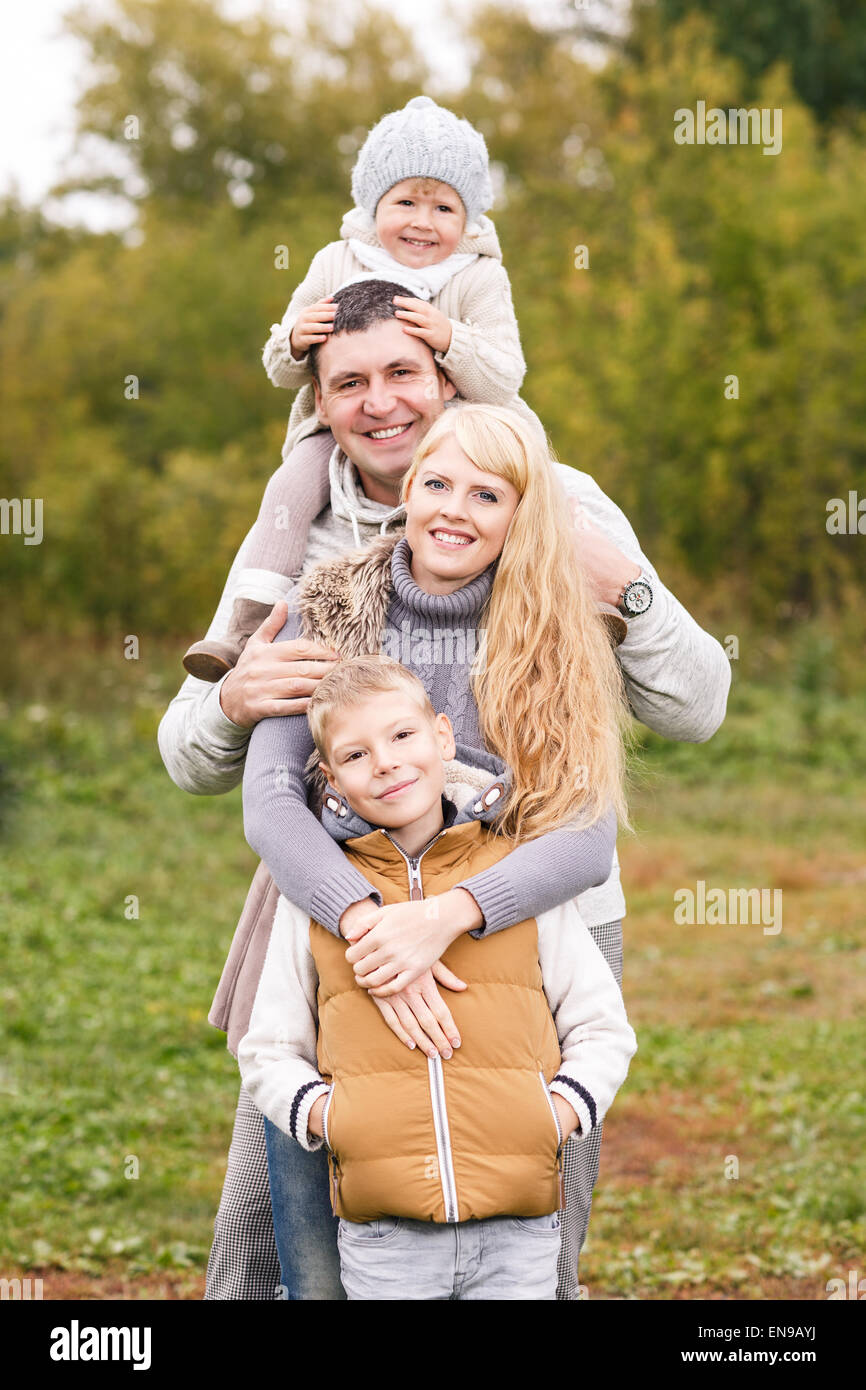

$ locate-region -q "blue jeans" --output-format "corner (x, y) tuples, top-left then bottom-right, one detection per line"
(263, 1118), (344, 1300)
(338, 1212), (561, 1300)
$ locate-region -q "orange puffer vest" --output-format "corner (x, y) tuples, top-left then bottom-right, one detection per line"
(311, 820), (564, 1224)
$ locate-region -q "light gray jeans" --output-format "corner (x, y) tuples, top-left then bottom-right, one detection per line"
(337, 1211), (561, 1301)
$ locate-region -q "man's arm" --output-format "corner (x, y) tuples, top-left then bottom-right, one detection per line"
(553, 462), (731, 743)
(157, 531), (341, 796)
(157, 526), (258, 795)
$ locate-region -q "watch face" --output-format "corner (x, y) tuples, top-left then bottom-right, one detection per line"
(625, 580), (652, 615)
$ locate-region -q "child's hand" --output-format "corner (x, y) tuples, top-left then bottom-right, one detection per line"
(307, 1093), (326, 1139)
(552, 1093), (580, 1142)
(289, 297), (337, 358)
(392, 296), (453, 354)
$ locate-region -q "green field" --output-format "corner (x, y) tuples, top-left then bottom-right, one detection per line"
(1, 648), (864, 1299)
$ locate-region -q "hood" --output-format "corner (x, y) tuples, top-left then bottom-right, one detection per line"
(320, 741), (511, 845)
(340, 205), (503, 262)
(329, 443), (407, 547)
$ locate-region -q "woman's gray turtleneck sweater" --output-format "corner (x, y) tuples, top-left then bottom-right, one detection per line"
(243, 537), (616, 938)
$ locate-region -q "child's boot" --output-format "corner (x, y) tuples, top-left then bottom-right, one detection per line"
(182, 597), (277, 682)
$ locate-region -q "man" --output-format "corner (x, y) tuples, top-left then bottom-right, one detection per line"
(158, 278), (731, 1300)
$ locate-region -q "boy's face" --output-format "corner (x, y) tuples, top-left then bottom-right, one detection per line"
(319, 689), (456, 832)
(375, 178), (467, 267)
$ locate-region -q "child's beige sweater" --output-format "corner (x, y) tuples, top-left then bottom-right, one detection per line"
(262, 206), (532, 460)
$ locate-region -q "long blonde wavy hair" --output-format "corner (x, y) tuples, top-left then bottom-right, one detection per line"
(401, 403), (630, 841)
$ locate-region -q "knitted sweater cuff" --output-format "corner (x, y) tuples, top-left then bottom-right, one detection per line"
(456, 868), (519, 938)
(294, 1081), (331, 1153)
(436, 317), (525, 401)
(550, 1075), (598, 1137)
(263, 321), (313, 387)
(310, 872), (383, 937)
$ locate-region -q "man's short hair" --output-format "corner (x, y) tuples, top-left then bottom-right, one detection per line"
(309, 278), (415, 382)
(309, 654), (435, 764)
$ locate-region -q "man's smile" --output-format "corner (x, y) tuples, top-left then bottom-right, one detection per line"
(364, 423), (414, 441)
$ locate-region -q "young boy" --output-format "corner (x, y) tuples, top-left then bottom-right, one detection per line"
(237, 656), (637, 1300)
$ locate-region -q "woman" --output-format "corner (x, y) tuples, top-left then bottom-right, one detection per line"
(235, 402), (630, 1297)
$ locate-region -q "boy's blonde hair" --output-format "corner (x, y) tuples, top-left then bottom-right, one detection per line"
(309, 655), (435, 766)
(401, 403), (630, 841)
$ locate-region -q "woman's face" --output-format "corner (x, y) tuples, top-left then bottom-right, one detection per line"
(404, 434), (521, 594)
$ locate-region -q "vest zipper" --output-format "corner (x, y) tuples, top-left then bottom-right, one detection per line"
(539, 1070), (563, 1148)
(322, 1084), (335, 1150)
(383, 831), (460, 1222)
(539, 1070), (566, 1206)
(428, 1056), (460, 1222)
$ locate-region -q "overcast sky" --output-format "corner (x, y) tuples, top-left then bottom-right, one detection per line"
(0, 0), (616, 229)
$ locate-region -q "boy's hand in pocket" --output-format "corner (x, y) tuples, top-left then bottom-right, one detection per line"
(307, 1093), (326, 1139)
(552, 1093), (580, 1142)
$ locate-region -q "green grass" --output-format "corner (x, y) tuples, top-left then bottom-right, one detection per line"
(1, 648), (864, 1295)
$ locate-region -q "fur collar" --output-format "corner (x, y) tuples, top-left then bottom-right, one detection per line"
(295, 531), (402, 656)
(295, 532), (403, 805)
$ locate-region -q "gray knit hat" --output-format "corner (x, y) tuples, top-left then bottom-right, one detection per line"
(351, 95), (493, 226)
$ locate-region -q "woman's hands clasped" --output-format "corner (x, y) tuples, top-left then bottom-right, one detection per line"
(339, 889), (484, 1058)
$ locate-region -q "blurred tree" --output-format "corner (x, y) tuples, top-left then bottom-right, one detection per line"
(630, 0), (866, 125)
(57, 0), (428, 223)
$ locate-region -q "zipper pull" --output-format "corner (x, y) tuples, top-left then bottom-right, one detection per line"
(408, 857), (423, 901)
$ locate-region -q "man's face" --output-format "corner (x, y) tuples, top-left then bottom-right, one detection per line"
(312, 319), (457, 504)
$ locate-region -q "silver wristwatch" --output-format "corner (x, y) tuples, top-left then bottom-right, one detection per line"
(617, 570), (653, 618)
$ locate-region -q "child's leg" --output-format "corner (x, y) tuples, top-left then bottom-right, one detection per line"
(182, 430), (334, 681)
(457, 1214), (560, 1301)
(235, 429), (335, 603)
(336, 1219), (455, 1301)
(263, 1117), (344, 1301)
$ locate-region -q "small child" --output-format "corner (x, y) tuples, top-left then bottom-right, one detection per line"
(238, 655), (637, 1301)
(183, 95), (534, 681)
